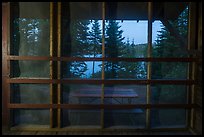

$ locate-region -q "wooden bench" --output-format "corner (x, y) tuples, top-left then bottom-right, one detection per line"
(71, 87), (139, 104)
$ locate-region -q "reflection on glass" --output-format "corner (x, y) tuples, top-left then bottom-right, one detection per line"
(62, 109), (101, 127)
(104, 85), (146, 104)
(62, 84), (101, 104)
(11, 2), (50, 56)
(151, 62), (188, 79)
(104, 61), (147, 79)
(12, 109), (50, 126)
(151, 109), (186, 128)
(62, 61), (102, 79)
(11, 84), (50, 104)
(10, 60), (49, 78)
(104, 109), (146, 128)
(61, 2), (102, 57)
(151, 85), (187, 104)
(152, 3), (189, 57)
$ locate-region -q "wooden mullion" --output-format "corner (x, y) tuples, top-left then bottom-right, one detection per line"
(57, 2), (61, 129)
(8, 56), (198, 62)
(8, 79), (196, 85)
(2, 2), (10, 131)
(8, 104), (198, 109)
(49, 2), (54, 129)
(100, 2), (106, 129)
(188, 2), (197, 129)
(146, 2), (153, 130)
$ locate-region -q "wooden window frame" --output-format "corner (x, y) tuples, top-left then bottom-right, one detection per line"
(2, 2), (199, 131)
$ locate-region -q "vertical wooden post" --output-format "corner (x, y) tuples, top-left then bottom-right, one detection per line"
(49, 2), (54, 128)
(187, 2), (197, 129)
(2, 2), (10, 131)
(57, 2), (61, 128)
(146, 2), (153, 129)
(101, 2), (106, 129)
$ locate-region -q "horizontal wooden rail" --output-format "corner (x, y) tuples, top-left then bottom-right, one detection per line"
(8, 104), (198, 109)
(8, 56), (198, 62)
(7, 79), (196, 85)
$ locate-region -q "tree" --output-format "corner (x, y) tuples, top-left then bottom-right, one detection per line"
(65, 20), (90, 78)
(89, 20), (102, 77)
(105, 20), (125, 79)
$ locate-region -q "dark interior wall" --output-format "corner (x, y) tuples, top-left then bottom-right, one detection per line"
(193, 1), (202, 135)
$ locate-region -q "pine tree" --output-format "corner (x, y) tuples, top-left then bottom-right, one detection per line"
(89, 20), (102, 77)
(105, 20), (125, 79)
(66, 20), (90, 78)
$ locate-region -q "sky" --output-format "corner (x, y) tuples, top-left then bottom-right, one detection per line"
(90, 20), (163, 45)
(119, 20), (163, 44)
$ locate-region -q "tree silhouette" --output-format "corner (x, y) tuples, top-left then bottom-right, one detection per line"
(89, 20), (102, 77)
(64, 20), (91, 78)
(105, 20), (125, 79)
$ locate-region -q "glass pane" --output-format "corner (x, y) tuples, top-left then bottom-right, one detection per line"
(11, 109), (50, 126)
(62, 61), (102, 79)
(151, 62), (188, 79)
(104, 109), (146, 128)
(61, 2), (102, 57)
(151, 109), (186, 128)
(105, 2), (148, 58)
(104, 61), (147, 79)
(10, 2), (50, 56)
(10, 60), (49, 78)
(11, 84), (50, 104)
(152, 3), (189, 57)
(151, 85), (187, 104)
(62, 84), (101, 104)
(104, 85), (146, 104)
(62, 109), (101, 128)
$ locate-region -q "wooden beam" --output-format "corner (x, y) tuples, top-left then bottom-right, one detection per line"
(8, 56), (198, 62)
(7, 79), (197, 85)
(8, 104), (199, 109)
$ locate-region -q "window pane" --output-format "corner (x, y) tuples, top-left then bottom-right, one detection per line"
(104, 61), (147, 79)
(151, 109), (186, 128)
(10, 2), (50, 56)
(152, 3), (189, 57)
(61, 2), (102, 57)
(10, 60), (49, 78)
(105, 2), (148, 58)
(104, 109), (146, 128)
(11, 84), (50, 104)
(62, 84), (101, 104)
(62, 61), (102, 79)
(151, 62), (188, 79)
(151, 85), (187, 104)
(104, 85), (146, 104)
(11, 109), (50, 127)
(62, 109), (101, 128)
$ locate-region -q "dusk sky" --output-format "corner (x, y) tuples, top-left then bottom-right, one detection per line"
(120, 20), (163, 44)
(91, 20), (163, 45)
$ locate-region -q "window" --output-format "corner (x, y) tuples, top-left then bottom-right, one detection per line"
(3, 2), (197, 130)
